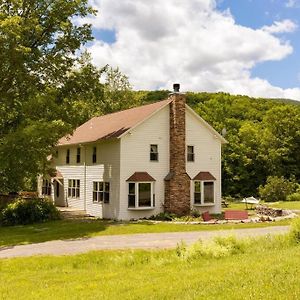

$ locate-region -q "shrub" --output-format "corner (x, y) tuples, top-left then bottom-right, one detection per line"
(148, 212), (177, 221)
(258, 176), (298, 202)
(0, 198), (60, 226)
(286, 193), (300, 202)
(190, 209), (201, 218)
(176, 235), (246, 260)
(289, 218), (300, 244)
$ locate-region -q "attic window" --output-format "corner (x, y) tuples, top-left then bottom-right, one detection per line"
(150, 144), (158, 161)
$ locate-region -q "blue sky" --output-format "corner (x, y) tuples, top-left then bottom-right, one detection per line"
(217, 0), (300, 89)
(85, 0), (300, 100)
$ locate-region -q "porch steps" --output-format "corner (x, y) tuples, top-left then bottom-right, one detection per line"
(57, 207), (93, 220)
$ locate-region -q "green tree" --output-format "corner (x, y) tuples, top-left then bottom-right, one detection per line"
(0, 0), (95, 192)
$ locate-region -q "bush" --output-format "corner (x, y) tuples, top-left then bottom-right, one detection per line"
(0, 198), (60, 226)
(289, 218), (300, 244)
(176, 235), (246, 260)
(258, 176), (298, 202)
(286, 193), (300, 202)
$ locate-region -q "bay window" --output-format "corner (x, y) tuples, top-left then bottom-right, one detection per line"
(128, 182), (154, 208)
(193, 181), (215, 205)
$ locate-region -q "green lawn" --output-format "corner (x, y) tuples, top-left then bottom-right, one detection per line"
(225, 200), (300, 211)
(0, 218), (292, 248)
(267, 201), (300, 210)
(0, 234), (299, 299)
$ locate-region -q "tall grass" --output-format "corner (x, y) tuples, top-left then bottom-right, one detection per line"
(0, 219), (300, 299)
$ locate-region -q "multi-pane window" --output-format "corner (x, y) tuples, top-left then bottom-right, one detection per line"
(66, 149), (70, 164)
(150, 144), (158, 161)
(68, 179), (80, 198)
(194, 181), (214, 204)
(92, 147), (97, 163)
(93, 182), (110, 203)
(187, 146), (195, 162)
(76, 147), (81, 163)
(203, 182), (214, 203)
(128, 182), (154, 208)
(128, 183), (136, 207)
(42, 179), (51, 196)
(194, 181), (201, 204)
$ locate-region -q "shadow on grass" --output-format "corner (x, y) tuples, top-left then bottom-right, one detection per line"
(0, 219), (110, 247)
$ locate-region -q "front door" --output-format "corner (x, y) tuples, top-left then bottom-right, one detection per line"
(53, 180), (65, 207)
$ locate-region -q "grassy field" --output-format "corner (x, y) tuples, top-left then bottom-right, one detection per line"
(225, 200), (300, 211)
(0, 231), (300, 299)
(267, 201), (300, 210)
(0, 218), (292, 248)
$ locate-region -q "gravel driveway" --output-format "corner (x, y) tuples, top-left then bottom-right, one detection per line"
(0, 225), (289, 258)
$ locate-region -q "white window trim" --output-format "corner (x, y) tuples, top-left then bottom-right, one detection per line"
(193, 180), (215, 206)
(150, 144), (159, 162)
(68, 179), (80, 199)
(127, 182), (155, 210)
(92, 181), (110, 204)
(187, 145), (195, 162)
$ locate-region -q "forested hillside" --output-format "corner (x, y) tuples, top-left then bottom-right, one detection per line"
(136, 91), (300, 197)
(0, 0), (299, 197)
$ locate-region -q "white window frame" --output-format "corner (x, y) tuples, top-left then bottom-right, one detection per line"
(93, 181), (110, 203)
(150, 144), (159, 161)
(193, 180), (215, 206)
(68, 179), (80, 199)
(42, 179), (52, 196)
(128, 182), (155, 210)
(187, 145), (195, 162)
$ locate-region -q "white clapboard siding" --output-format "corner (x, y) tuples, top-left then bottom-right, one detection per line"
(119, 105), (170, 220)
(53, 140), (120, 217)
(186, 109), (222, 214)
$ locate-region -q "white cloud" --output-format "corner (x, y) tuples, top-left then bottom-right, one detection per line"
(285, 0), (299, 8)
(262, 19), (297, 34)
(83, 0), (300, 100)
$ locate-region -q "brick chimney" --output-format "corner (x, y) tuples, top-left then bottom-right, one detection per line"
(164, 84), (190, 215)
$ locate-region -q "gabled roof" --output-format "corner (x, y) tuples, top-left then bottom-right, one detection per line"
(58, 99), (171, 146)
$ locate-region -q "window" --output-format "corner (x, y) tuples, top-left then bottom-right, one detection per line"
(150, 144), (158, 161)
(128, 182), (154, 208)
(68, 179), (80, 198)
(203, 182), (214, 203)
(128, 183), (136, 207)
(66, 149), (70, 164)
(187, 146), (194, 162)
(76, 147), (81, 163)
(93, 181), (110, 203)
(42, 179), (51, 196)
(194, 181), (201, 204)
(194, 181), (214, 205)
(56, 181), (60, 198)
(92, 147), (97, 163)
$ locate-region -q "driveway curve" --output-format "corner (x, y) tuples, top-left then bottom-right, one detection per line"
(0, 225), (289, 258)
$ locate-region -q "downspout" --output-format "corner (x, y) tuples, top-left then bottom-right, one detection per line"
(84, 145), (87, 211)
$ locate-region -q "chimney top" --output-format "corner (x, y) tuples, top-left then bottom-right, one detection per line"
(173, 83), (180, 93)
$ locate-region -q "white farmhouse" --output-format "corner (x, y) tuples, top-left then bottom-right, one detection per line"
(38, 85), (226, 220)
